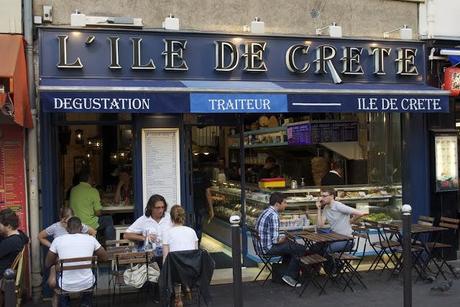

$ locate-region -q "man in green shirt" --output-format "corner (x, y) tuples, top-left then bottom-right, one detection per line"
(70, 169), (115, 241)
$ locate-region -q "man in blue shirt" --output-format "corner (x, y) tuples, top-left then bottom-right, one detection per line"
(255, 192), (307, 287)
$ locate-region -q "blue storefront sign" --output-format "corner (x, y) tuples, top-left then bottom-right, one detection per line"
(38, 28), (449, 113)
(190, 94), (287, 113)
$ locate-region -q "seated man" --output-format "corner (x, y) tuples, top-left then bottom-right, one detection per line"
(70, 168), (115, 241)
(315, 186), (367, 274)
(45, 217), (108, 307)
(0, 208), (29, 305)
(255, 192), (307, 287)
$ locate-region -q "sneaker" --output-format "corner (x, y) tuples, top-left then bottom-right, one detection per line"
(282, 275), (302, 288)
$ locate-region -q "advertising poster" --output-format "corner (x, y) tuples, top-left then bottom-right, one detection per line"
(0, 125), (27, 231)
(435, 134), (459, 192)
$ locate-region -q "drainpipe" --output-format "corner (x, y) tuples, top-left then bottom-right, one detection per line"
(23, 0), (42, 302)
(426, 0), (435, 39)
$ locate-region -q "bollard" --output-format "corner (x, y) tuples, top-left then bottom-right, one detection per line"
(230, 214), (243, 307)
(3, 268), (16, 307)
(402, 204), (412, 307)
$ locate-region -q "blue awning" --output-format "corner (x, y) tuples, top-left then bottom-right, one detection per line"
(39, 79), (450, 113)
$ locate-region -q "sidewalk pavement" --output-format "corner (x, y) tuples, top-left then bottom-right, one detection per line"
(25, 268), (460, 307)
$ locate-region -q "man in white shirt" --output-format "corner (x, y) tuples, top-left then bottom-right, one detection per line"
(124, 194), (173, 248)
(46, 217), (108, 307)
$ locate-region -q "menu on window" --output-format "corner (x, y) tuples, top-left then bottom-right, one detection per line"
(435, 134), (459, 192)
(0, 125), (27, 232)
(141, 128), (181, 211)
(289, 121), (358, 145)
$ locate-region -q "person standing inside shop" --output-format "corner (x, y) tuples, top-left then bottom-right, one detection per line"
(321, 161), (344, 186)
(70, 168), (116, 241)
(258, 156), (281, 179)
(113, 167), (132, 205)
(255, 192), (307, 288)
(192, 164), (214, 243)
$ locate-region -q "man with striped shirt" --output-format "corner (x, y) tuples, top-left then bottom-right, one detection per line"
(255, 192), (307, 287)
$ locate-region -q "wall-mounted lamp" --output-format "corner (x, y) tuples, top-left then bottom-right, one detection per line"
(163, 14), (180, 30)
(316, 22), (342, 38)
(383, 25), (412, 40)
(250, 17), (265, 34)
(75, 129), (84, 144)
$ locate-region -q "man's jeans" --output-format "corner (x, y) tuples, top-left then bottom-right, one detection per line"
(98, 215), (115, 241)
(267, 240), (307, 279)
(59, 292), (92, 307)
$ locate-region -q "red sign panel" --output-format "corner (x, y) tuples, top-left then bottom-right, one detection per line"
(0, 125), (27, 232)
(442, 67), (460, 96)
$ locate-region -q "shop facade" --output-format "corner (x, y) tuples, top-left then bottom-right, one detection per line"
(38, 27), (449, 260)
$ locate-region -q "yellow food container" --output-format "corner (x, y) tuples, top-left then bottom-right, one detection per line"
(258, 178), (286, 189)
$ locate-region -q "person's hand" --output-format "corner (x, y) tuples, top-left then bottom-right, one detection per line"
(146, 233), (157, 242)
(315, 199), (322, 210)
(278, 235), (287, 244)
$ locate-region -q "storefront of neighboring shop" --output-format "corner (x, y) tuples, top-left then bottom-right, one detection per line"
(38, 27), (449, 261)
(0, 33), (34, 292)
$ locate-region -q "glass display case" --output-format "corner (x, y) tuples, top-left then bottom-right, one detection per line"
(210, 182), (402, 230)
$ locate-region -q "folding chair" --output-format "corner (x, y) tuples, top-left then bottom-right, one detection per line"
(111, 251), (154, 303)
(248, 227), (280, 285)
(298, 254), (327, 296)
(426, 217), (460, 279)
(417, 216), (435, 226)
(55, 256), (98, 307)
(328, 234), (367, 292)
(364, 221), (400, 272)
(10, 246), (26, 307)
(106, 239), (134, 290)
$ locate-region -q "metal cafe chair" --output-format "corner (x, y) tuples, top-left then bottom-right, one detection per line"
(55, 256), (98, 307)
(364, 220), (400, 273)
(425, 216), (460, 279)
(248, 227), (280, 285)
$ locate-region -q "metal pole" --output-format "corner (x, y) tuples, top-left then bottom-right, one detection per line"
(402, 204), (412, 307)
(3, 269), (16, 307)
(230, 215), (243, 307)
(24, 0), (42, 302)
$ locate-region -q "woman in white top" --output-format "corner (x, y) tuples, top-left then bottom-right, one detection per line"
(124, 194), (173, 246)
(163, 205), (198, 263)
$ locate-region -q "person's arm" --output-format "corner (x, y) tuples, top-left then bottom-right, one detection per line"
(335, 203), (368, 223)
(162, 244), (170, 263)
(45, 250), (58, 269)
(86, 226), (97, 237)
(93, 188), (102, 217)
(95, 246), (109, 262)
(124, 232), (147, 242)
(37, 229), (52, 247)
(206, 187), (214, 222)
(315, 200), (326, 227)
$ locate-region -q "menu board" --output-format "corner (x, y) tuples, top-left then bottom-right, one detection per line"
(434, 134), (458, 192)
(0, 125), (27, 232)
(311, 121), (358, 143)
(142, 128), (181, 211)
(288, 121), (358, 145)
(287, 121), (311, 145)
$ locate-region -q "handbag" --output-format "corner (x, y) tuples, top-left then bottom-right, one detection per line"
(123, 262), (160, 288)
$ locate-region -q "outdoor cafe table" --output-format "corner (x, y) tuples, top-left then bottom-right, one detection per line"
(374, 221), (448, 279)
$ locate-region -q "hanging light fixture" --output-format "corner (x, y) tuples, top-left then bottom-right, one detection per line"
(75, 129), (84, 144)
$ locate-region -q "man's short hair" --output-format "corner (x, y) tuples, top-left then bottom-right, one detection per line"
(265, 156), (276, 164)
(269, 192), (286, 207)
(320, 186), (337, 197)
(67, 216), (82, 233)
(0, 208), (19, 229)
(78, 168), (91, 182)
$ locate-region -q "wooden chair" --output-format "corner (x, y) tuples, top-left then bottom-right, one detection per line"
(10, 246), (26, 307)
(55, 256), (98, 307)
(298, 254), (327, 296)
(417, 216), (435, 226)
(111, 251), (154, 302)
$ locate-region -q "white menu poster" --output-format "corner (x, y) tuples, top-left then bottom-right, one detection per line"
(142, 128), (181, 211)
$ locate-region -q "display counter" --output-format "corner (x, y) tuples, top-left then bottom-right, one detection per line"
(210, 182), (402, 230)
